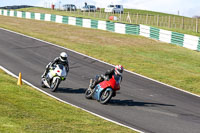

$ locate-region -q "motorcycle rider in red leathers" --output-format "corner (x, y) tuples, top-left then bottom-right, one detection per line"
(89, 65), (124, 97)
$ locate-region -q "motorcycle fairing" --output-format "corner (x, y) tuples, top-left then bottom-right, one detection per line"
(48, 69), (56, 79)
(93, 84), (113, 101)
(93, 75), (121, 100)
(57, 64), (67, 77)
(99, 75), (120, 91)
(93, 84), (103, 100)
(48, 64), (67, 79)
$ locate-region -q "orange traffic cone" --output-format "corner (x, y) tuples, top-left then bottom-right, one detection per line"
(17, 72), (22, 85)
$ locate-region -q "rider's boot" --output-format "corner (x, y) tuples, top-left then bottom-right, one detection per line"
(89, 79), (96, 90)
(112, 91), (116, 97)
(88, 79), (93, 89)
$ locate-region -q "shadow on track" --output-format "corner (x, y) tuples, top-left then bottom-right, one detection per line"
(56, 88), (86, 94)
(108, 99), (175, 107)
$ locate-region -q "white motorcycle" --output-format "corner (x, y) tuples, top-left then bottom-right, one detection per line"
(41, 64), (68, 92)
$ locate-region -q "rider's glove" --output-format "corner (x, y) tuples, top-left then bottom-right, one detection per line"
(101, 74), (108, 81)
(105, 76), (109, 81)
(46, 62), (52, 69)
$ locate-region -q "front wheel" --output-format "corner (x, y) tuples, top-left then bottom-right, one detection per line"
(50, 78), (60, 92)
(41, 78), (46, 88)
(99, 89), (113, 104)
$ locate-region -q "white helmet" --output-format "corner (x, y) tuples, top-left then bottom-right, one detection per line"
(115, 65), (124, 76)
(59, 52), (68, 62)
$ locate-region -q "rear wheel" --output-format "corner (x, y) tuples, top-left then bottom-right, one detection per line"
(85, 88), (94, 99)
(50, 78), (60, 92)
(99, 89), (113, 104)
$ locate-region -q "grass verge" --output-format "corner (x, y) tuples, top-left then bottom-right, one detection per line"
(17, 7), (200, 36)
(0, 15), (200, 96)
(0, 69), (137, 133)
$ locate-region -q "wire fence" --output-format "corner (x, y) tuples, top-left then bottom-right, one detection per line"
(2, 9), (200, 51)
(61, 9), (200, 33)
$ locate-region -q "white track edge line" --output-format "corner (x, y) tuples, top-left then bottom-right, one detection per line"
(1, 27), (199, 98)
(0, 65), (144, 133)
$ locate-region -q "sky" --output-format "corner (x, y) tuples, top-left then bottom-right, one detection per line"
(0, 0), (200, 17)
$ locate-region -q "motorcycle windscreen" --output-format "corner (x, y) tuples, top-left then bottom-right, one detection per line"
(58, 64), (64, 69)
(114, 74), (121, 84)
(57, 64), (67, 77)
(112, 74), (121, 90)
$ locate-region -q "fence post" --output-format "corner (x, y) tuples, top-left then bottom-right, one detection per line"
(149, 15), (151, 25)
(131, 13), (133, 24)
(126, 12), (131, 23)
(168, 16), (171, 28)
(157, 15), (159, 26)
(99, 9), (101, 18)
(196, 18), (198, 33)
(191, 18), (194, 31)
(182, 17), (184, 29)
(120, 11), (122, 21)
(173, 16), (175, 29)
(161, 16), (164, 27)
(136, 13), (138, 24)
(154, 15), (156, 25)
(146, 14), (148, 24)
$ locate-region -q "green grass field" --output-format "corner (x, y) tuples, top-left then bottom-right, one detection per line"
(0, 69), (137, 133)
(16, 7), (200, 36)
(124, 8), (179, 16)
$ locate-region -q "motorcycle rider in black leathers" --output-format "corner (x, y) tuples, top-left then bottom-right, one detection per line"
(89, 65), (124, 96)
(41, 52), (69, 78)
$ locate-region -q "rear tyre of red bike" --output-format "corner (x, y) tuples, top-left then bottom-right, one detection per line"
(85, 88), (94, 99)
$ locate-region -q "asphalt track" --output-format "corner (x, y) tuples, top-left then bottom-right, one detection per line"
(0, 28), (200, 133)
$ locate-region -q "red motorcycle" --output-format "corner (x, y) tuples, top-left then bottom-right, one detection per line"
(85, 74), (121, 104)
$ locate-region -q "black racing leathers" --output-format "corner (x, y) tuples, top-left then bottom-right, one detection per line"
(51, 57), (69, 72)
(104, 68), (115, 80)
(90, 69), (115, 89)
